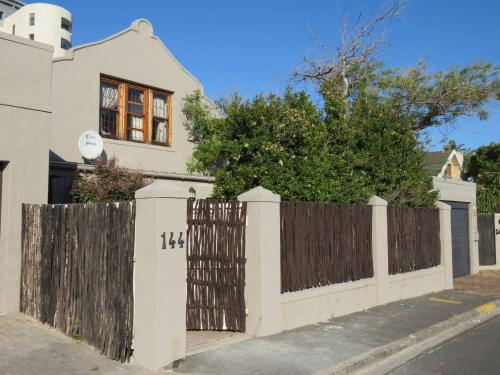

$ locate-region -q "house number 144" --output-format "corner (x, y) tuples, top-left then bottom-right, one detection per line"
(161, 232), (185, 250)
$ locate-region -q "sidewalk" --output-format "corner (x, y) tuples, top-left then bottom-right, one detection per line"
(172, 290), (495, 375)
(0, 314), (154, 375)
(0, 288), (497, 375)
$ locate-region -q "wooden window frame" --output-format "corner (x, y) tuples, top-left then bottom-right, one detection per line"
(99, 77), (121, 140)
(151, 90), (172, 147)
(99, 76), (173, 147)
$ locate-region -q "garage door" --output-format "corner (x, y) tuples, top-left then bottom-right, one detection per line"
(443, 201), (470, 278)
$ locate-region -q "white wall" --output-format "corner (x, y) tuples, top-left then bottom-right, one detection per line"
(0, 3), (72, 57)
(0, 31), (53, 314)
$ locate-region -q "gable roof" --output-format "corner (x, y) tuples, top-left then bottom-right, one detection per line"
(53, 19), (203, 90)
(424, 149), (464, 177)
(424, 151), (450, 175)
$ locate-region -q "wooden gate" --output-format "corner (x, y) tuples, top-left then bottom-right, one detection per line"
(478, 213), (496, 266)
(186, 199), (247, 332)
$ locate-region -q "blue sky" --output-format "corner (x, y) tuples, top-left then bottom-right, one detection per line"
(48, 0), (499, 150)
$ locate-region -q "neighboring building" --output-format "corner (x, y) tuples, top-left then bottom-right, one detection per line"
(49, 19), (214, 203)
(426, 149), (479, 278)
(424, 149), (464, 180)
(0, 2), (72, 57)
(0, 30), (53, 314)
(0, 0), (24, 20)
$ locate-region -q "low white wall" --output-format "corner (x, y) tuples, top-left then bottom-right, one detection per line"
(385, 266), (445, 303)
(281, 278), (377, 331)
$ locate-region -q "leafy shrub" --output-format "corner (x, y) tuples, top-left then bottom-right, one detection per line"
(71, 157), (152, 203)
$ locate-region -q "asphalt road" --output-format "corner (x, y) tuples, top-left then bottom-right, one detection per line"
(389, 315), (500, 375)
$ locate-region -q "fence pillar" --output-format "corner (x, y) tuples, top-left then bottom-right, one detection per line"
(133, 181), (188, 371)
(368, 196), (390, 305)
(435, 201), (453, 289)
(495, 214), (500, 269)
(238, 186), (282, 337)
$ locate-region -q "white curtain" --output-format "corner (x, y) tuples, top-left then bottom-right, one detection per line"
(101, 83), (118, 109)
(155, 120), (167, 143)
(129, 115), (143, 141)
(153, 94), (167, 117)
(153, 94), (168, 143)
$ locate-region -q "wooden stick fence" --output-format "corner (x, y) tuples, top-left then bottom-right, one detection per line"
(20, 202), (135, 362)
(280, 202), (373, 293)
(387, 206), (440, 274)
(186, 199), (247, 332)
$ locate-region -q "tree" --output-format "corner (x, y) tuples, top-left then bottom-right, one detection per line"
(294, 1), (500, 132)
(184, 86), (437, 206)
(71, 157), (151, 203)
(442, 139), (467, 152)
(184, 0), (498, 207)
(185, 89), (372, 203)
(464, 143), (500, 213)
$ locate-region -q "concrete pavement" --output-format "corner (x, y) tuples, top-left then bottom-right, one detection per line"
(0, 314), (155, 375)
(172, 290), (494, 375)
(1, 284), (497, 375)
(388, 315), (500, 375)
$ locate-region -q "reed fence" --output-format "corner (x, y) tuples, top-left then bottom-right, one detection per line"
(387, 206), (440, 274)
(20, 202), (135, 362)
(280, 202), (373, 293)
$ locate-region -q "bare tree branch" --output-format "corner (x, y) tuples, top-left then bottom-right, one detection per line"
(293, 0), (406, 94)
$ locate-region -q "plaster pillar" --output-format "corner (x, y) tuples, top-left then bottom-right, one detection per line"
(133, 181), (188, 371)
(435, 201), (453, 289)
(368, 196), (390, 305)
(470, 204), (480, 275)
(495, 214), (500, 269)
(238, 186), (282, 337)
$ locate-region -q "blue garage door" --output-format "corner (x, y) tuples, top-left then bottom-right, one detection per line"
(443, 201), (470, 278)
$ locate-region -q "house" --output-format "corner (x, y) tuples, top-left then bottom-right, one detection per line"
(0, 11), (215, 313)
(424, 149), (464, 180)
(49, 19), (214, 203)
(425, 149), (479, 279)
(0, 1), (72, 57)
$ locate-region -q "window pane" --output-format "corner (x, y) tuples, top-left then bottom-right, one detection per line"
(128, 114), (144, 142)
(128, 102), (143, 114)
(128, 88), (144, 104)
(60, 38), (72, 50)
(153, 118), (167, 144)
(100, 82), (118, 109)
(153, 93), (167, 118)
(100, 109), (117, 136)
(61, 17), (72, 32)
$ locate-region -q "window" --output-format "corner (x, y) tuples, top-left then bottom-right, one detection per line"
(127, 87), (145, 142)
(152, 92), (169, 144)
(99, 76), (173, 146)
(29, 34), (34, 40)
(60, 37), (72, 50)
(0, 11), (4, 20)
(99, 80), (119, 138)
(61, 17), (71, 32)
(29, 12), (35, 26)
(12, 24), (15, 35)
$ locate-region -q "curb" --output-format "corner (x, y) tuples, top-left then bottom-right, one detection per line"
(316, 298), (500, 375)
